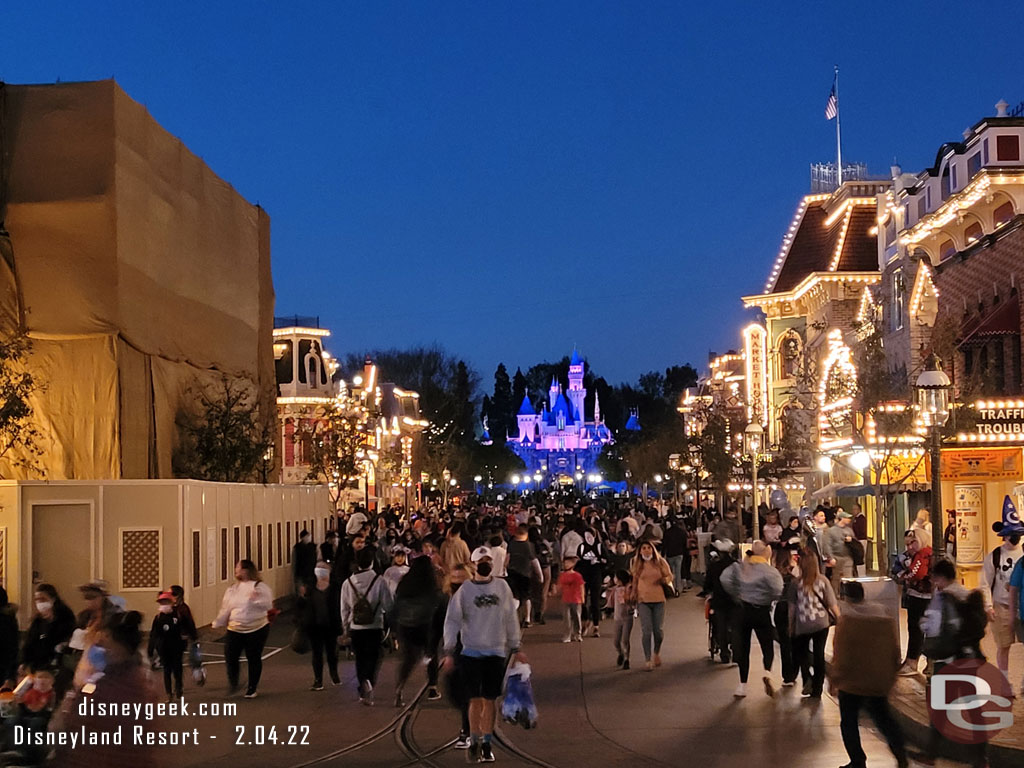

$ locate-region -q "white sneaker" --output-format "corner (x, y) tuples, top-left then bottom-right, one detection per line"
(562, 636), (572, 643)
(734, 683), (747, 697)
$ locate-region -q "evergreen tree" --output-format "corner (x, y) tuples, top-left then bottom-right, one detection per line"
(491, 363), (513, 445)
(512, 367), (528, 413)
(453, 360), (475, 443)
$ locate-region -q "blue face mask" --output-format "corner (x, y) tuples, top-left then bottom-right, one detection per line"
(87, 644), (107, 673)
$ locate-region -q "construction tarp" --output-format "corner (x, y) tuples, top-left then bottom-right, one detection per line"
(0, 80), (275, 479)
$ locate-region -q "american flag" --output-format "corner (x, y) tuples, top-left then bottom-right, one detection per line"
(825, 80), (838, 120)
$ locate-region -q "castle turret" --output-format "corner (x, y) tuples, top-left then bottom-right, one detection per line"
(567, 347), (586, 426)
(548, 376), (560, 410)
(517, 392), (539, 442)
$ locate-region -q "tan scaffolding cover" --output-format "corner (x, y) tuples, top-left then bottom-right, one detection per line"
(0, 80), (275, 479)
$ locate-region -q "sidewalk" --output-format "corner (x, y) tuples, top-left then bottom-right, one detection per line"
(888, 608), (1024, 766)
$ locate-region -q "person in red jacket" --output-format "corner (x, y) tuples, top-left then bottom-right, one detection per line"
(557, 556), (585, 642)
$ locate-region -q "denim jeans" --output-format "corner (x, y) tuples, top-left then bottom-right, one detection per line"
(666, 555), (683, 591)
(564, 604), (582, 638)
(614, 614), (634, 660)
(637, 602), (665, 661)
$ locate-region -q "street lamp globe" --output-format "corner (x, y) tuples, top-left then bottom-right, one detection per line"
(532, 472), (542, 483)
(816, 455), (833, 473)
(474, 475), (482, 482)
(654, 474), (663, 483)
(574, 472), (583, 481)
(850, 451), (871, 470)
(915, 355), (951, 428)
(511, 474), (520, 485)
(744, 422), (763, 457)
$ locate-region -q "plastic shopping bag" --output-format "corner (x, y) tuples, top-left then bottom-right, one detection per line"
(501, 661), (538, 730)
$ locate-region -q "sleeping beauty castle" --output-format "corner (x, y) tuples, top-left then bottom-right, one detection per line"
(509, 348), (615, 484)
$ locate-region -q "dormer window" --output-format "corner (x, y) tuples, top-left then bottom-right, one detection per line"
(940, 165), (952, 201)
(997, 135), (1020, 162)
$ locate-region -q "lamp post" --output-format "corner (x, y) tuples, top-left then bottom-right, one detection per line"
(668, 454), (681, 507)
(915, 355), (951, 553)
(442, 467), (451, 508)
(745, 422), (764, 541)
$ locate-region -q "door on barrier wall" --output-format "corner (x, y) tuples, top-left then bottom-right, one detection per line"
(33, 504), (92, 599)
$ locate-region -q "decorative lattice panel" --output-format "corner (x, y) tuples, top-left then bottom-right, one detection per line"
(121, 529), (160, 589)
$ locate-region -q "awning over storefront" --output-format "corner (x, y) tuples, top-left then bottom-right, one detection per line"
(836, 484), (874, 497)
(811, 482), (845, 499)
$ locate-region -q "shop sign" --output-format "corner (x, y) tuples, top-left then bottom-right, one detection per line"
(744, 324), (768, 426)
(954, 484), (985, 566)
(973, 405), (1024, 436)
(870, 454), (927, 486)
(940, 448), (1024, 482)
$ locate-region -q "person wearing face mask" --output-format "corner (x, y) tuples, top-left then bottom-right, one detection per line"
(442, 547), (525, 763)
(72, 580), (124, 692)
(299, 562), (340, 691)
(22, 583), (76, 688)
(213, 560), (274, 698)
(148, 591), (188, 700)
(981, 496), (1024, 688)
(629, 541), (674, 671)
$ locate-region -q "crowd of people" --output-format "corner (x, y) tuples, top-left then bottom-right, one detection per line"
(0, 490), (1021, 767)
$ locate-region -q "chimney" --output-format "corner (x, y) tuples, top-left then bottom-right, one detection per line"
(996, 99), (1009, 117)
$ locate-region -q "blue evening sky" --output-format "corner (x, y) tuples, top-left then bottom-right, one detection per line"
(4, 2), (1024, 385)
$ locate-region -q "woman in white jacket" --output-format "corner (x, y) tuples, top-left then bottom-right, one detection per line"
(213, 559), (273, 698)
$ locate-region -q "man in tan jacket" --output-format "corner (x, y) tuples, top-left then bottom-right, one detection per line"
(827, 581), (908, 768)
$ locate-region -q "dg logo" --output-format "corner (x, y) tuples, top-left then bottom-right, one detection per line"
(928, 658), (1014, 744)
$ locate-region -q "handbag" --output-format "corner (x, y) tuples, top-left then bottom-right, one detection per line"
(290, 626), (311, 655)
(811, 583), (837, 627)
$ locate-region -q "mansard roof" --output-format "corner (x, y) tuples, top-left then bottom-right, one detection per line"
(766, 195), (879, 294)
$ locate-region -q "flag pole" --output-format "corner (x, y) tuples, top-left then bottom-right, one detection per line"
(835, 65), (842, 190)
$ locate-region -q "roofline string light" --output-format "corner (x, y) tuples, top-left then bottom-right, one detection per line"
(764, 194), (831, 294)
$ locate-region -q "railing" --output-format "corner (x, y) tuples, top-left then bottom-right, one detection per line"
(274, 315), (320, 329)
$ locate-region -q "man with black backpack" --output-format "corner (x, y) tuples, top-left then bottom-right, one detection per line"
(341, 548), (393, 705)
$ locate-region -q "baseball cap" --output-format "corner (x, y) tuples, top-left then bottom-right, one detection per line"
(78, 579), (109, 597)
(156, 590), (174, 602)
(471, 546), (493, 563)
(838, 510), (853, 519)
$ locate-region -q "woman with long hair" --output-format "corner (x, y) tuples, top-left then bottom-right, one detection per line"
(772, 546), (799, 687)
(440, 521), (472, 574)
(213, 559), (273, 698)
(629, 541), (673, 670)
(21, 583), (76, 688)
(393, 556), (443, 706)
(787, 548), (838, 698)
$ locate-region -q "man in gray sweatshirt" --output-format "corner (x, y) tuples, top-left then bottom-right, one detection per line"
(442, 546), (526, 763)
(722, 540), (784, 698)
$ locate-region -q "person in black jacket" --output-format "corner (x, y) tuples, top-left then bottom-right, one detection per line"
(320, 530), (340, 564)
(0, 587), (18, 687)
(299, 562), (339, 690)
(293, 529), (318, 593)
(21, 584), (76, 684)
(662, 518), (689, 597)
(576, 528), (606, 637)
(148, 591), (188, 700)
(393, 556), (442, 706)
(706, 540), (739, 664)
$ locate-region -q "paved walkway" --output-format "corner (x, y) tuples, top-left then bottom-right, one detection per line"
(56, 593), (1024, 767)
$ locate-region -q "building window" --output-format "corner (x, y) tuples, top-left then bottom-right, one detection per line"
(968, 152), (982, 178)
(257, 525), (263, 571)
(277, 523), (283, 566)
(192, 530), (201, 589)
(997, 135), (1020, 162)
(275, 340), (294, 385)
(984, 138), (990, 165)
(221, 528), (228, 581)
(994, 201), (1015, 227)
(891, 270), (905, 331)
(939, 239), (957, 260)
(940, 165), (951, 201)
(233, 527), (240, 568)
(267, 524), (273, 569)
(286, 522), (292, 562)
(245, 526), (252, 559)
(965, 221), (983, 244)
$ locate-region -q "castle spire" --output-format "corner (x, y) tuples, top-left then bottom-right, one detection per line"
(594, 390), (601, 423)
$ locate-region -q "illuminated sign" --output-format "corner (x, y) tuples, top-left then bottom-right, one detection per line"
(743, 324), (768, 426)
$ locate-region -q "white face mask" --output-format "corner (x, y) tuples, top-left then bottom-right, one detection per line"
(158, 604), (173, 614)
(642, 553), (653, 561)
(35, 601), (53, 614)
(314, 567), (330, 581)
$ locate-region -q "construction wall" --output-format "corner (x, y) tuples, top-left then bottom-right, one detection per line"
(0, 80), (276, 480)
(0, 480), (331, 628)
